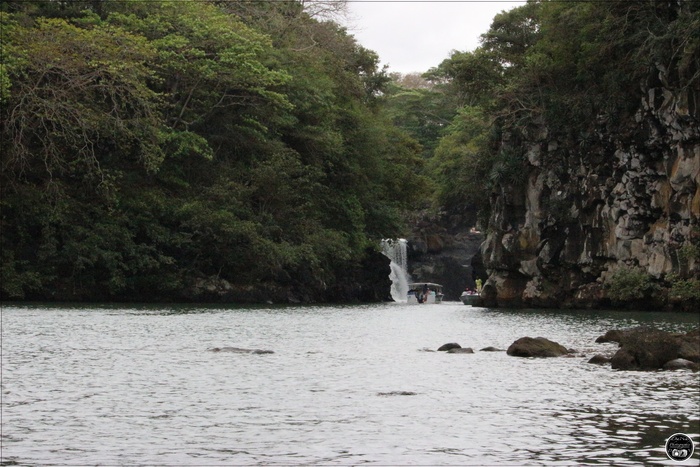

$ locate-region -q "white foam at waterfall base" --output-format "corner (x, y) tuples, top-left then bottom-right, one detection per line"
(381, 239), (411, 302)
(388, 261), (410, 302)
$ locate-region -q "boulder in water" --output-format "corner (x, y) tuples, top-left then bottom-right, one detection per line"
(507, 337), (569, 357)
(437, 343), (462, 351)
(663, 358), (699, 371)
(610, 327), (699, 370)
(587, 354), (611, 365)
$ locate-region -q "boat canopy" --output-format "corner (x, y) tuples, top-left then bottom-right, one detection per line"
(408, 282), (443, 291)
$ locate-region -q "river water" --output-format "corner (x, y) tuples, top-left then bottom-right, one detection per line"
(1, 302), (699, 466)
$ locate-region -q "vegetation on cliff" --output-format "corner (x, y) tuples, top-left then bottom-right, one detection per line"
(422, 0), (699, 310)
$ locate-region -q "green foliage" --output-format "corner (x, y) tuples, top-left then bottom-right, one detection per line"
(480, 1), (541, 70)
(667, 275), (700, 302)
(605, 267), (660, 302)
(432, 106), (491, 215)
(107, 1), (291, 160)
(4, 15), (164, 176)
(488, 147), (526, 188)
(1, 1), (423, 302)
(382, 79), (461, 160)
(678, 243), (700, 262)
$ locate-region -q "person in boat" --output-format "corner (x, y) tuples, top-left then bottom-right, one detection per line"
(475, 278), (483, 293)
(422, 284), (429, 303)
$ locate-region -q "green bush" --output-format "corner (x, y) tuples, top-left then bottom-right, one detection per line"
(678, 243), (700, 263)
(666, 274), (700, 302)
(605, 267), (659, 301)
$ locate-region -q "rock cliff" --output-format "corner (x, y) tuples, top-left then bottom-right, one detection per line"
(405, 213), (484, 301)
(481, 66), (699, 310)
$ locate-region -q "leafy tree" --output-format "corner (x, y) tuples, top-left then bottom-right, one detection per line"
(431, 106), (493, 217)
(106, 1), (291, 163)
(3, 15), (163, 180)
(1, 1), (426, 302)
(383, 86), (454, 158)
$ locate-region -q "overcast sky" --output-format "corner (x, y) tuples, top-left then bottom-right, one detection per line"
(344, 1), (524, 74)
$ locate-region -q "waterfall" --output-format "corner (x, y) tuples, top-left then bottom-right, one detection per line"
(381, 238), (411, 302)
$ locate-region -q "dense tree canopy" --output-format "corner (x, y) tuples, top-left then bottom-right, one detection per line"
(0, 1), (428, 301)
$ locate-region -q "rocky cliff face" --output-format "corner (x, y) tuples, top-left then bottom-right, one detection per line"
(481, 67), (699, 310)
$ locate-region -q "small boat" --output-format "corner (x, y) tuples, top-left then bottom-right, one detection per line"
(460, 291), (480, 306)
(407, 283), (444, 304)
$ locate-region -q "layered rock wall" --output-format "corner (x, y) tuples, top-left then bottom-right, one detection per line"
(481, 68), (699, 309)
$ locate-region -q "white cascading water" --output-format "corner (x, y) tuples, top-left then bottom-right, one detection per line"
(381, 238), (411, 302)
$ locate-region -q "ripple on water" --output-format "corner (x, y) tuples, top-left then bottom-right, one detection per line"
(1, 304), (698, 465)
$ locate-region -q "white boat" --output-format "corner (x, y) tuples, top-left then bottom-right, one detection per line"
(460, 291), (480, 306)
(407, 283), (444, 304)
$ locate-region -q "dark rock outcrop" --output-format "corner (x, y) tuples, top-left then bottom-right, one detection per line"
(480, 50), (699, 310)
(437, 342), (462, 351)
(210, 347), (274, 355)
(677, 328), (700, 362)
(185, 247), (392, 304)
(507, 337), (569, 357)
(609, 327), (700, 370)
(406, 218), (484, 301)
(595, 329), (627, 344)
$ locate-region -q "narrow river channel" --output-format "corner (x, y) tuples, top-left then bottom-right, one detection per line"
(2, 302), (698, 465)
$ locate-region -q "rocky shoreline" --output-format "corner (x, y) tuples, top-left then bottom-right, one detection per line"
(431, 326), (700, 372)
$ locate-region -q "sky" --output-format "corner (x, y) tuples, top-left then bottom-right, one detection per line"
(344, 0), (524, 74)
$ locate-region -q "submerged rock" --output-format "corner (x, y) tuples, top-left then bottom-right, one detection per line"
(377, 391), (417, 396)
(210, 347), (274, 355)
(587, 354), (611, 365)
(437, 343), (462, 351)
(480, 346), (504, 352)
(663, 358), (699, 371)
(507, 337), (569, 358)
(447, 347), (474, 354)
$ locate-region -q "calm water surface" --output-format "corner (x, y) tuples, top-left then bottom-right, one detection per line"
(1, 302), (699, 466)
